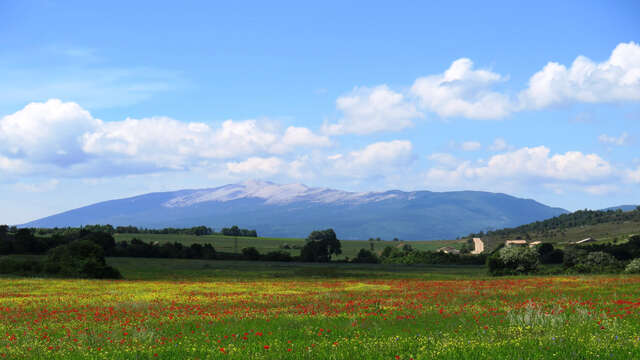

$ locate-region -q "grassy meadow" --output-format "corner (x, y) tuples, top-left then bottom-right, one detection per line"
(1, 257), (640, 359)
(113, 233), (464, 259)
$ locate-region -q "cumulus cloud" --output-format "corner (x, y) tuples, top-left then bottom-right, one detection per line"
(343, 42), (640, 123)
(329, 140), (413, 176)
(426, 146), (613, 186)
(598, 132), (629, 146)
(276, 126), (331, 152)
(518, 42), (640, 109)
(324, 85), (422, 135)
(0, 99), (100, 166)
(410, 58), (513, 119)
(0, 99), (330, 176)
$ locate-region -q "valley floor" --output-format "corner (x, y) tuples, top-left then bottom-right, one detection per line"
(1, 258), (639, 359)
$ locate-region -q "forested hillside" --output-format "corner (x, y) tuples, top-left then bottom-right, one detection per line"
(469, 207), (640, 250)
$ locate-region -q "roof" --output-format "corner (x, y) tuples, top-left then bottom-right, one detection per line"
(505, 240), (528, 245)
(574, 237), (596, 244)
(529, 241), (542, 247)
(438, 246), (460, 254)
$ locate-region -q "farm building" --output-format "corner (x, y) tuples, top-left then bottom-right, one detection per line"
(438, 246), (460, 254)
(573, 237), (597, 244)
(505, 240), (528, 246)
(528, 241), (542, 247)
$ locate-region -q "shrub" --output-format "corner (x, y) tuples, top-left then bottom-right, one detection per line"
(45, 240), (122, 278)
(572, 251), (621, 273)
(624, 258), (640, 274)
(352, 249), (380, 264)
(488, 246), (539, 275)
(263, 250), (292, 262)
(241, 247), (261, 261)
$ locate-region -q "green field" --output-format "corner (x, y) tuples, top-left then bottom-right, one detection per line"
(107, 257), (484, 281)
(1, 256), (640, 359)
(113, 233), (464, 259)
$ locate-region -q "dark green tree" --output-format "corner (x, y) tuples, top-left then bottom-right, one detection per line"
(300, 229), (341, 262)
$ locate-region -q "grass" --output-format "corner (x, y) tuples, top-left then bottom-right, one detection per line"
(1, 263), (639, 359)
(107, 257), (484, 281)
(113, 233), (464, 259)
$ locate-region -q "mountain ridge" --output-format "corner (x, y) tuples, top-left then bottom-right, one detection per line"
(23, 180), (568, 240)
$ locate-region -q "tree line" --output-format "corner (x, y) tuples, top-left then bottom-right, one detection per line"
(30, 224), (258, 237)
(488, 235), (640, 276)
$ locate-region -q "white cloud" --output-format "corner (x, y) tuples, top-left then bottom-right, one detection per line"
(428, 153), (459, 168)
(329, 140), (413, 176)
(519, 42), (640, 109)
(461, 141), (482, 151)
(0, 99), (330, 176)
(598, 132), (629, 146)
(277, 126), (331, 151)
(345, 42), (640, 123)
(0, 99), (99, 166)
(410, 58), (513, 119)
(14, 179), (60, 193)
(324, 85), (422, 135)
(583, 184), (618, 195)
(426, 146), (613, 187)
(626, 167), (640, 183)
(226, 157), (285, 176)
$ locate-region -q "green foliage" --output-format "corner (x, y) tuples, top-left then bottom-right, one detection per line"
(241, 246), (261, 261)
(471, 208), (640, 248)
(351, 248), (380, 263)
(624, 258), (640, 274)
(570, 251), (622, 273)
(301, 229), (342, 262)
(262, 250), (293, 262)
(536, 243), (564, 264)
(221, 225), (257, 237)
(45, 240), (122, 279)
(380, 245), (486, 266)
(488, 246), (539, 275)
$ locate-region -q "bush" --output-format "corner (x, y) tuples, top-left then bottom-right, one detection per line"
(488, 246), (539, 275)
(0, 258), (43, 275)
(263, 250), (292, 262)
(45, 240), (122, 278)
(352, 249), (380, 264)
(625, 258), (640, 274)
(241, 247), (261, 261)
(572, 251), (622, 273)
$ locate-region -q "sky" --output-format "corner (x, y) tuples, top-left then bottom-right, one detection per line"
(1, 0), (639, 224)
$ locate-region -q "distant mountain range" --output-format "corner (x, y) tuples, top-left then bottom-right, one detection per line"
(601, 205), (639, 212)
(24, 180), (568, 240)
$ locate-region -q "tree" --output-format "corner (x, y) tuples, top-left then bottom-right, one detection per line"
(45, 240), (122, 279)
(242, 247), (261, 261)
(488, 246), (539, 275)
(352, 249), (379, 263)
(300, 229), (341, 262)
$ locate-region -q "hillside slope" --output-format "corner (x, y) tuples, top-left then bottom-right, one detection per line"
(24, 180), (567, 240)
(470, 208), (640, 250)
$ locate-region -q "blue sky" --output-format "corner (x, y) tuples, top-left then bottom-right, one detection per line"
(1, 0), (639, 224)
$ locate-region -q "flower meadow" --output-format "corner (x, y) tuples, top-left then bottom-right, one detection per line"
(1, 276), (640, 359)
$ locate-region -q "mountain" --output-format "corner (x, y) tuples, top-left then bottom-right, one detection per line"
(23, 180), (568, 240)
(601, 205), (639, 212)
